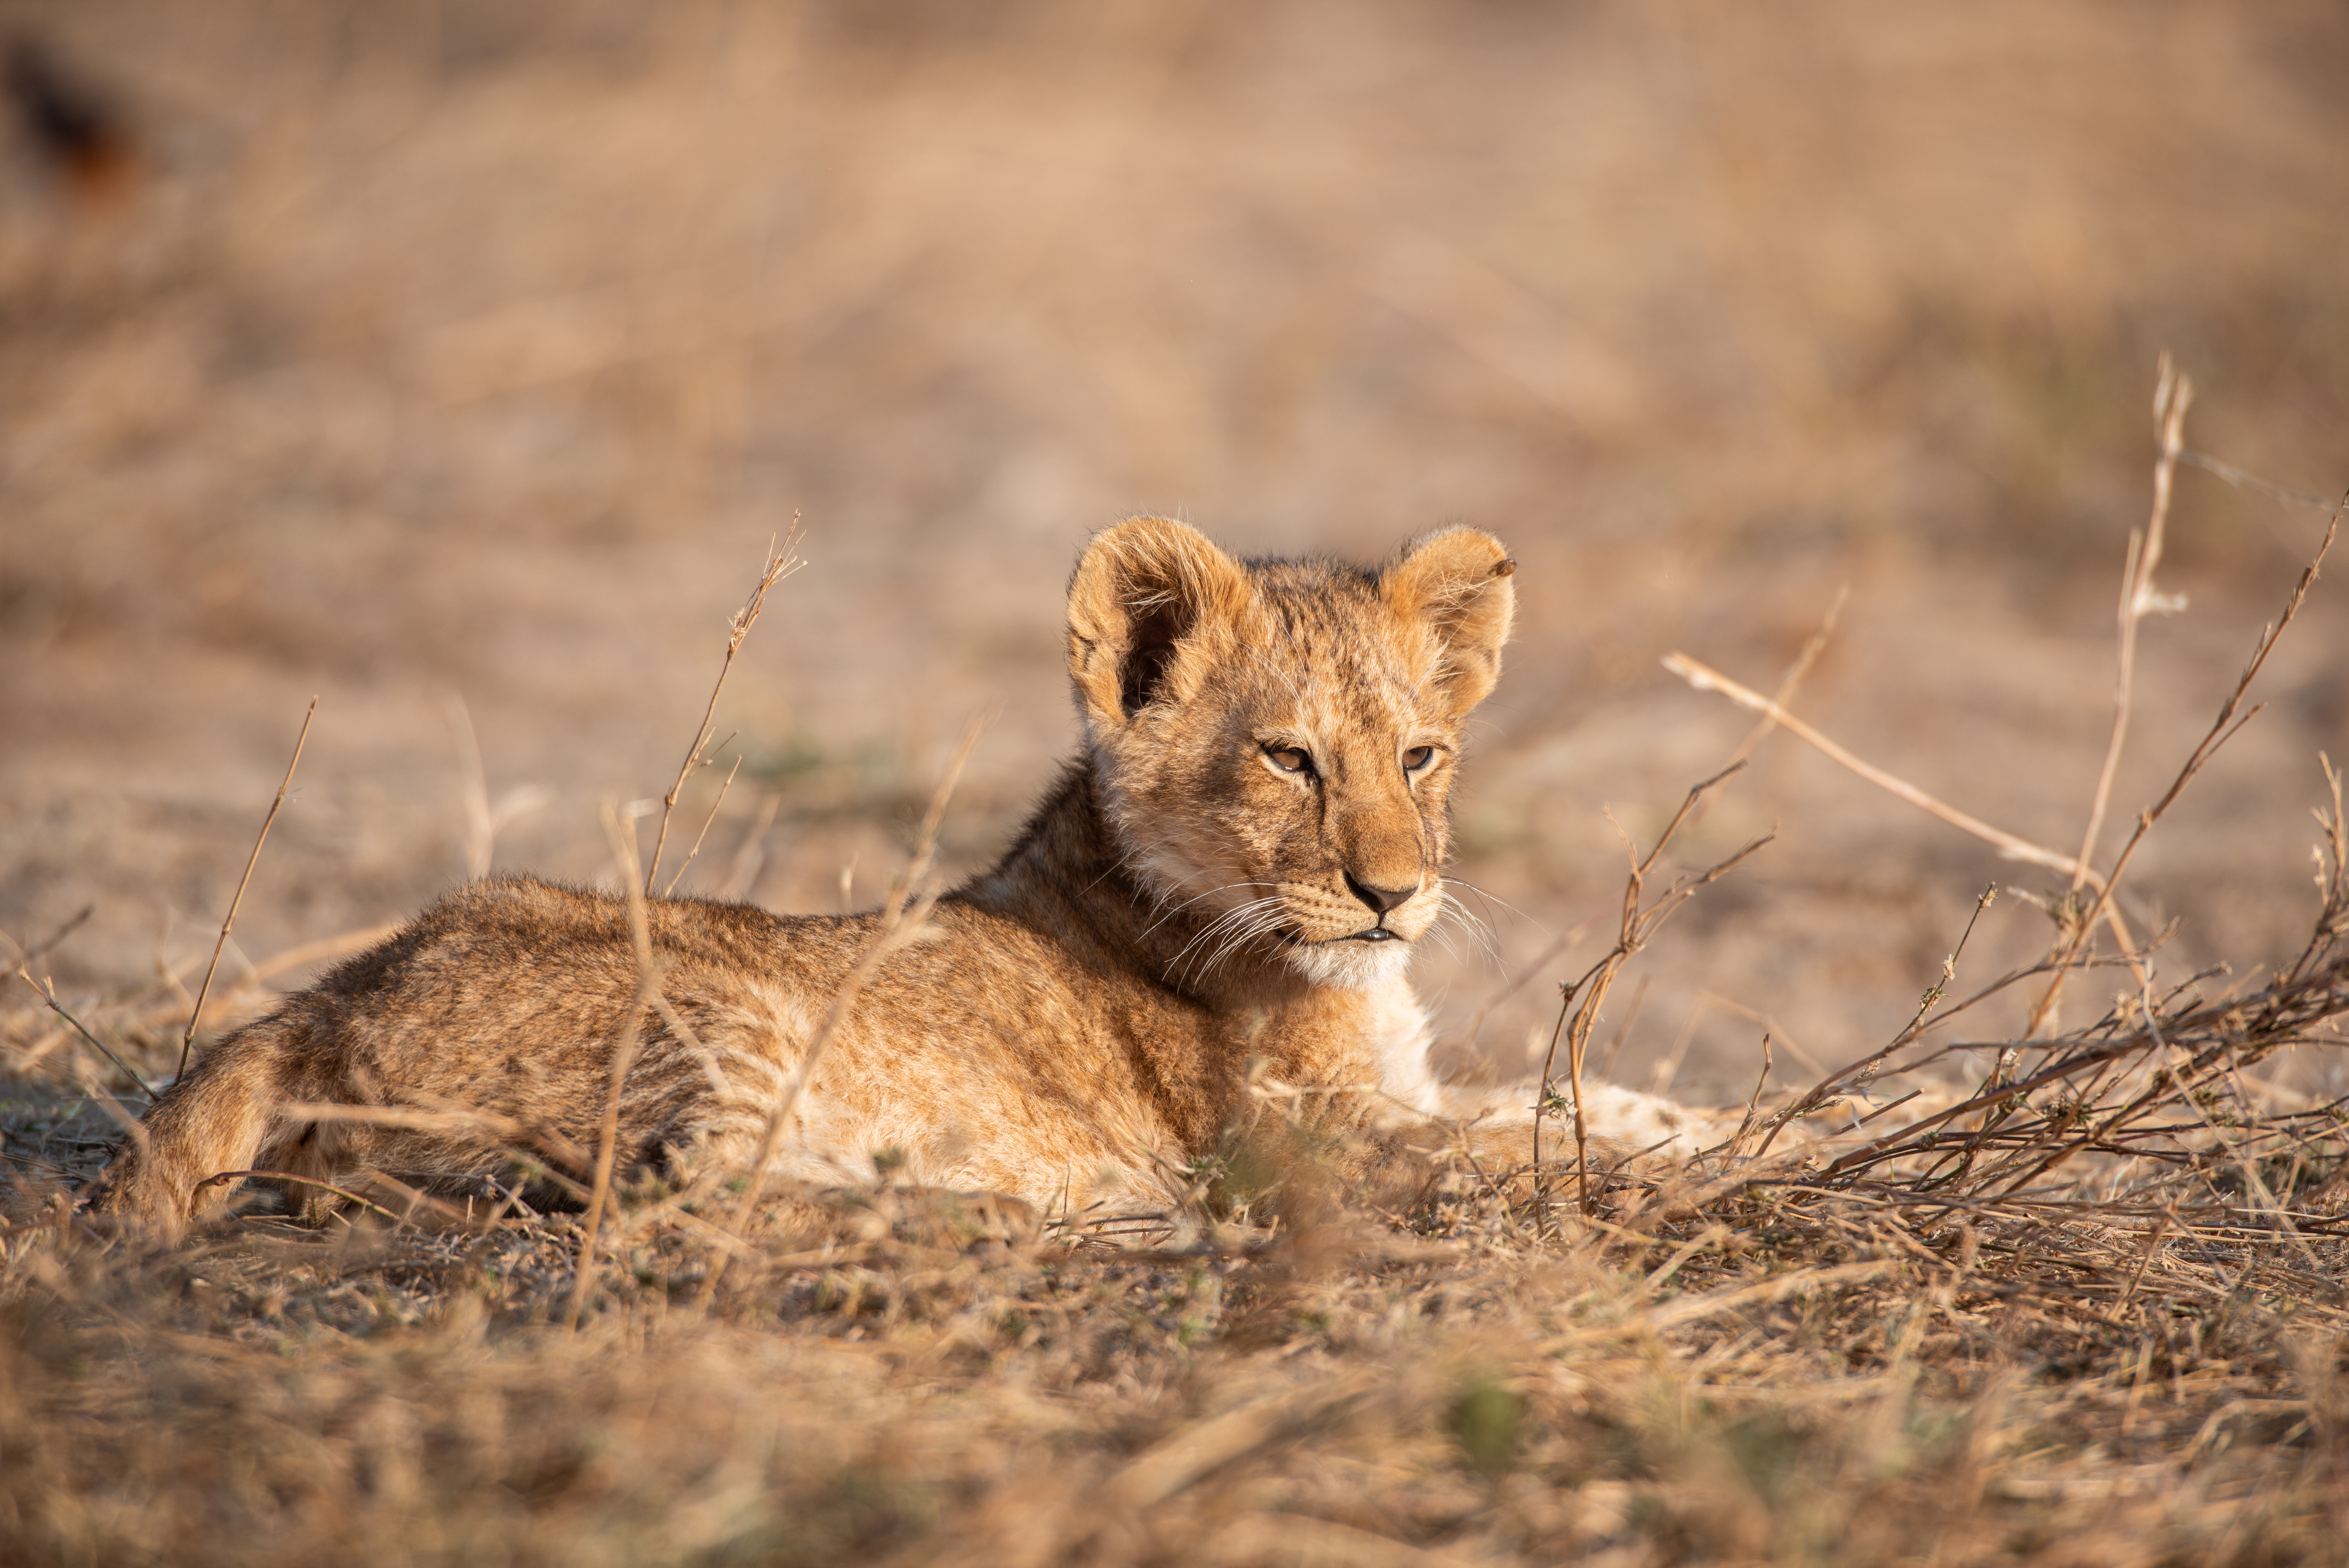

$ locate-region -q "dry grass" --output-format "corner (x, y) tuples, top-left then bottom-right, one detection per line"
(6, 415), (2348, 1565)
(8, 3), (2349, 1562)
(5, 919), (2347, 1567)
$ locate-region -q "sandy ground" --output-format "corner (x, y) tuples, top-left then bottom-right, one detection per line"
(4, 0), (2345, 1105)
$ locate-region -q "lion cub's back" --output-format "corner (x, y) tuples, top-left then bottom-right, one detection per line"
(292, 876), (868, 1104)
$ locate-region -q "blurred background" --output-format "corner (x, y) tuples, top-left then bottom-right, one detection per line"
(2, 0), (2345, 1101)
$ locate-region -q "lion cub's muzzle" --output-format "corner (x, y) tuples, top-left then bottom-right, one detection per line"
(1280, 871), (1434, 946)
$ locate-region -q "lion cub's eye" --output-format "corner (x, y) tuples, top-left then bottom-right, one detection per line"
(1265, 745), (1313, 775)
(1402, 746), (1436, 773)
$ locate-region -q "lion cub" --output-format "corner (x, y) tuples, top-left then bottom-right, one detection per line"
(92, 520), (1693, 1236)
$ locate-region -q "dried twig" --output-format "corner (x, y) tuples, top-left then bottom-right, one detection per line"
(2178, 449), (2338, 512)
(1724, 1032), (1773, 1158)
(2030, 362), (2191, 1037)
(2022, 503), (2342, 1038)
(2071, 359), (2190, 901)
(1790, 777), (2349, 1197)
(566, 800), (663, 1329)
(193, 1169), (404, 1226)
(663, 755), (744, 898)
(1533, 763), (1772, 1213)
(178, 698), (316, 1081)
(1663, 652), (2145, 980)
(698, 714), (986, 1303)
(716, 790), (784, 902)
(1664, 654), (2056, 864)
(14, 971), (154, 1099)
(1, 905), (92, 968)
(1750, 883), (1999, 1158)
(645, 525), (804, 897)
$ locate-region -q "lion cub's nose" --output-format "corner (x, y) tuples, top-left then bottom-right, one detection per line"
(1345, 873), (1420, 915)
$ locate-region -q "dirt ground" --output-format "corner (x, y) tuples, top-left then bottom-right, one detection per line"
(4, 0), (2347, 1105)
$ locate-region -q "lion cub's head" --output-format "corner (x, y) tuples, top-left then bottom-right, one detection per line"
(1066, 518), (1515, 991)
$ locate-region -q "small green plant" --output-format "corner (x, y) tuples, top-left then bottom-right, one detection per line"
(1450, 1371), (1527, 1477)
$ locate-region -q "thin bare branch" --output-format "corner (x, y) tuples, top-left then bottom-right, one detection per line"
(1, 905), (92, 968)
(193, 1169), (405, 1226)
(1752, 882), (2000, 1158)
(1533, 763), (1769, 1213)
(2073, 362), (2189, 897)
(645, 522), (805, 897)
(1664, 652), (2144, 978)
(2023, 504), (2341, 1037)
(2028, 362), (2192, 1038)
(179, 697), (317, 1082)
(2178, 449), (2338, 511)
(567, 800), (662, 1329)
(16, 970), (155, 1099)
(699, 713), (987, 1303)
(663, 754), (745, 898)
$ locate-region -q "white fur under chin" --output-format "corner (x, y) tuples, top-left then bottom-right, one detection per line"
(1281, 932), (1415, 991)
(1111, 827), (1747, 1157)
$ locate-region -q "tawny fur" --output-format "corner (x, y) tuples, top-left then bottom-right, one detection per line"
(88, 520), (1722, 1237)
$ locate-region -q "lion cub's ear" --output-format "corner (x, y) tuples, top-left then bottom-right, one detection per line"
(1067, 517), (1253, 729)
(1382, 527), (1517, 718)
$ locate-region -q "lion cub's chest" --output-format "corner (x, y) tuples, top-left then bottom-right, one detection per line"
(766, 934), (1442, 1212)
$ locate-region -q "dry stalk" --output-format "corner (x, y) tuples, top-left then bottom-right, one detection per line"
(2022, 504), (2342, 1038)
(1749, 883), (1999, 1158)
(1725, 1032), (1774, 1156)
(1662, 651), (2146, 979)
(565, 800), (663, 1329)
(644, 524), (805, 897)
(663, 754), (745, 897)
(2070, 359), (2192, 900)
(716, 789), (784, 902)
(2179, 448), (2340, 511)
(14, 971), (153, 1099)
(2026, 361), (2190, 1038)
(192, 1169), (403, 1225)
(1533, 762), (1772, 1213)
(1684, 584), (1847, 843)
(178, 697), (316, 1081)
(1797, 829), (2349, 1199)
(698, 713), (986, 1303)
(1698, 430), (2345, 1211)
(1, 906), (91, 968)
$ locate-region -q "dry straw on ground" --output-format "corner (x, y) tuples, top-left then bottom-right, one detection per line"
(6, 371), (2349, 1564)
